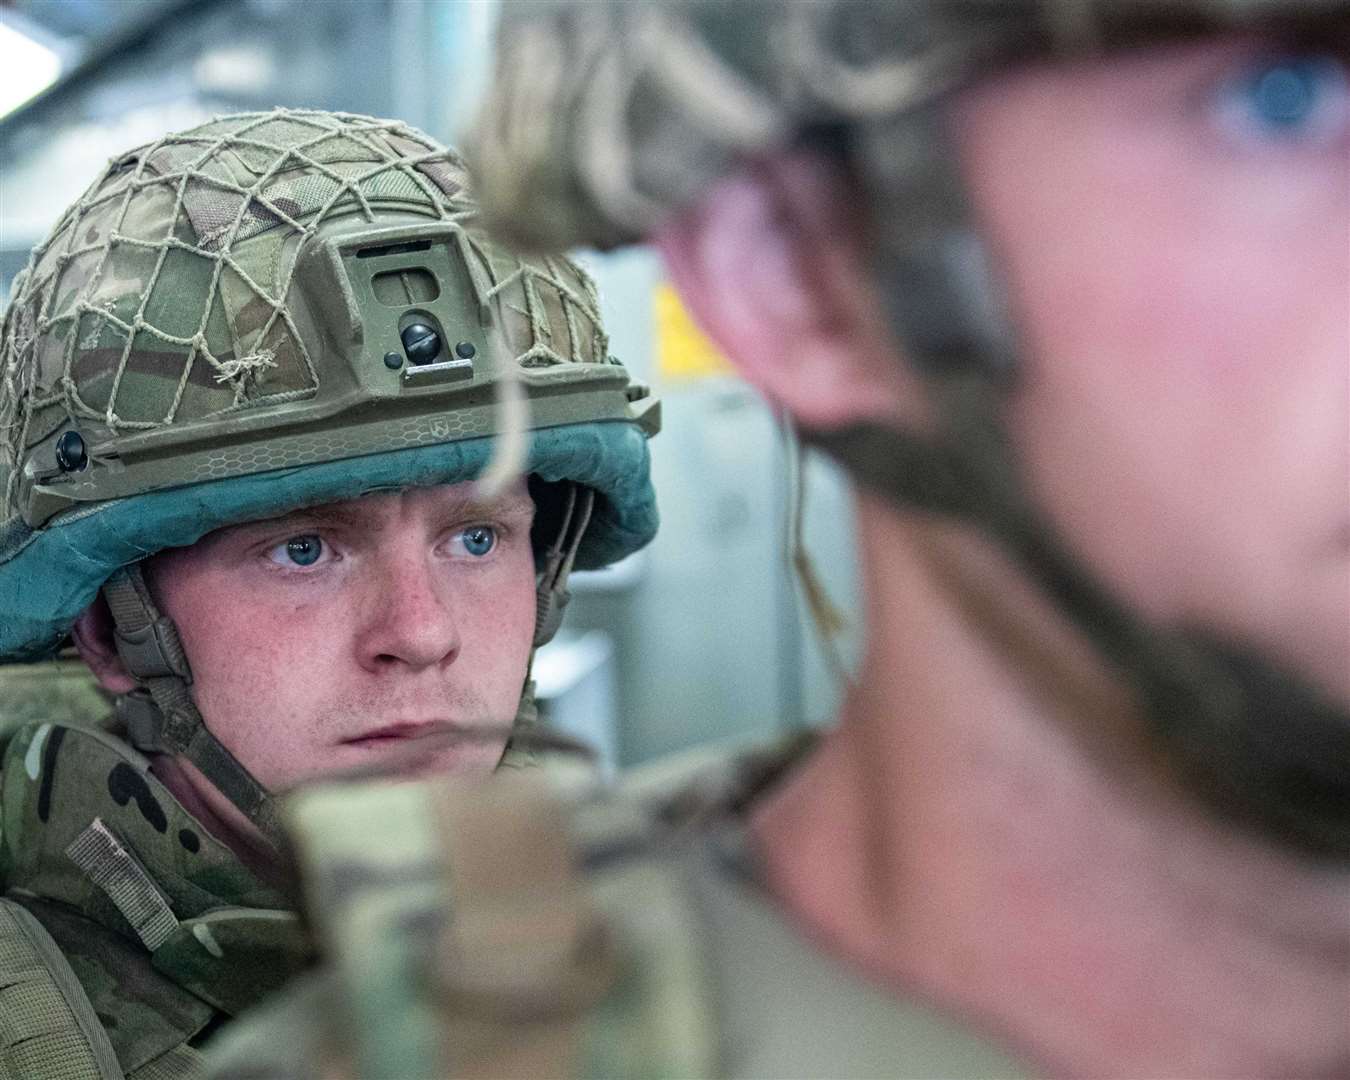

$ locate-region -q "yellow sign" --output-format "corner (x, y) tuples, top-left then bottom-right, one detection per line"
(654, 283), (735, 382)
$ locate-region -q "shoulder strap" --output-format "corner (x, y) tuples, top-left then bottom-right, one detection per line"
(0, 897), (125, 1080)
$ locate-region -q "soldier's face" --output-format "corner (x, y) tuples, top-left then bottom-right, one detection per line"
(952, 35), (1350, 706)
(144, 480), (537, 790)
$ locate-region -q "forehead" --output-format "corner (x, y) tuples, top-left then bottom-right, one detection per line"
(194, 478), (534, 547)
(281, 478), (534, 523)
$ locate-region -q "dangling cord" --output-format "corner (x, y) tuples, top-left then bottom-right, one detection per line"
(477, 322), (529, 500)
(557, 485), (595, 585)
(538, 483), (579, 593)
(533, 483), (596, 647)
(782, 416), (853, 688)
(511, 483), (597, 765)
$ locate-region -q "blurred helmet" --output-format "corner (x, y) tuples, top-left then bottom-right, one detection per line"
(0, 109), (661, 837)
(471, 0), (1346, 375)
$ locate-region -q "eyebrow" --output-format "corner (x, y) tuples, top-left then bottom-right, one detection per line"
(241, 489), (536, 533)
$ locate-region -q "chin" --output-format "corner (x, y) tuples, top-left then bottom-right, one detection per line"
(402, 741), (505, 779)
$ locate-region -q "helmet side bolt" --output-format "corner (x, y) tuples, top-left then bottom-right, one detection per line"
(401, 323), (442, 365)
(454, 341), (476, 360)
(55, 430), (88, 472)
(383, 351), (403, 370)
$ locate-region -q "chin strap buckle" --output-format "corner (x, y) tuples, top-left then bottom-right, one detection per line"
(111, 617), (192, 683)
(103, 565), (193, 683)
(115, 690), (168, 753)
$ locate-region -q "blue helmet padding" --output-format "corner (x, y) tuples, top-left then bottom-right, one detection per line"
(0, 420), (656, 662)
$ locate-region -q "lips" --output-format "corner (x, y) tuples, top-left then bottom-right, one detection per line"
(342, 721), (451, 745)
(338, 720), (516, 760)
(334, 719), (512, 779)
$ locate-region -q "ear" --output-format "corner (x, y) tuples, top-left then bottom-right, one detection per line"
(654, 150), (912, 428)
(71, 594), (138, 694)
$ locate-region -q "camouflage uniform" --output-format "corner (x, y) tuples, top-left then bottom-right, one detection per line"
(0, 109), (659, 1078)
(208, 3), (1350, 1077)
(0, 710), (307, 1079)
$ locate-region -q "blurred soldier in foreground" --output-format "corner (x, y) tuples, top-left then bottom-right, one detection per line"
(0, 108), (658, 1078)
(210, 4), (1349, 1078)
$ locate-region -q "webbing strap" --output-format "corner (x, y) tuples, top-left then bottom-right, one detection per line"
(102, 566), (196, 756)
(102, 566), (280, 846)
(65, 819), (179, 952)
(102, 569), (191, 682)
(428, 778), (618, 1077)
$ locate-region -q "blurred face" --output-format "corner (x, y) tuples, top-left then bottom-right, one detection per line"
(953, 36), (1350, 706)
(146, 481), (537, 791)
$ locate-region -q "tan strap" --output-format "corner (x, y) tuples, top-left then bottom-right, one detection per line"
(429, 777), (618, 1078)
(66, 819), (179, 952)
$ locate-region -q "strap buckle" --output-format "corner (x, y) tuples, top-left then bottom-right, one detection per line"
(113, 617), (192, 682)
(116, 690), (167, 753)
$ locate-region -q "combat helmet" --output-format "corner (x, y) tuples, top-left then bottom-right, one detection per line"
(0, 109), (660, 840)
(469, 0), (1350, 858)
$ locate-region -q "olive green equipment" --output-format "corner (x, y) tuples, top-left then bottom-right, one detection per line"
(470, 0), (1350, 860)
(0, 109), (661, 845)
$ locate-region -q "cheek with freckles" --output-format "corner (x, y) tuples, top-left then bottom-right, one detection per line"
(153, 552), (536, 789)
(170, 591), (348, 788)
(443, 568), (537, 720)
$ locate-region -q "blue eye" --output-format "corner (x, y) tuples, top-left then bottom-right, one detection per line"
(1216, 56), (1349, 144)
(273, 534), (324, 567)
(456, 525), (497, 558)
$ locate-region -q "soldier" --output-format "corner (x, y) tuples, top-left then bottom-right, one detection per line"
(209, 3), (1349, 1078)
(0, 108), (659, 1078)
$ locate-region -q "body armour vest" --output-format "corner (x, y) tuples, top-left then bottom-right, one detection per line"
(0, 709), (309, 1080)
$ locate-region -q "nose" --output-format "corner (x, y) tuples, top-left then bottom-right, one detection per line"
(355, 553), (461, 672)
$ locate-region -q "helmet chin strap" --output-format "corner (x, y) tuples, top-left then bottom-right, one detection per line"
(101, 564), (282, 847)
(804, 383), (1350, 864)
(828, 110), (1350, 861)
(101, 483), (600, 832)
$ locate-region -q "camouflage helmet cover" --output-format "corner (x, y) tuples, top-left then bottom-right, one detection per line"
(0, 109), (660, 661)
(471, 0), (1348, 372)
(471, 0), (1349, 249)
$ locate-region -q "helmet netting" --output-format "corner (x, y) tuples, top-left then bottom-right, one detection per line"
(0, 108), (610, 522)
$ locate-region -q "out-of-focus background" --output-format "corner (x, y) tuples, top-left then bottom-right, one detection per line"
(0, 0), (860, 769)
